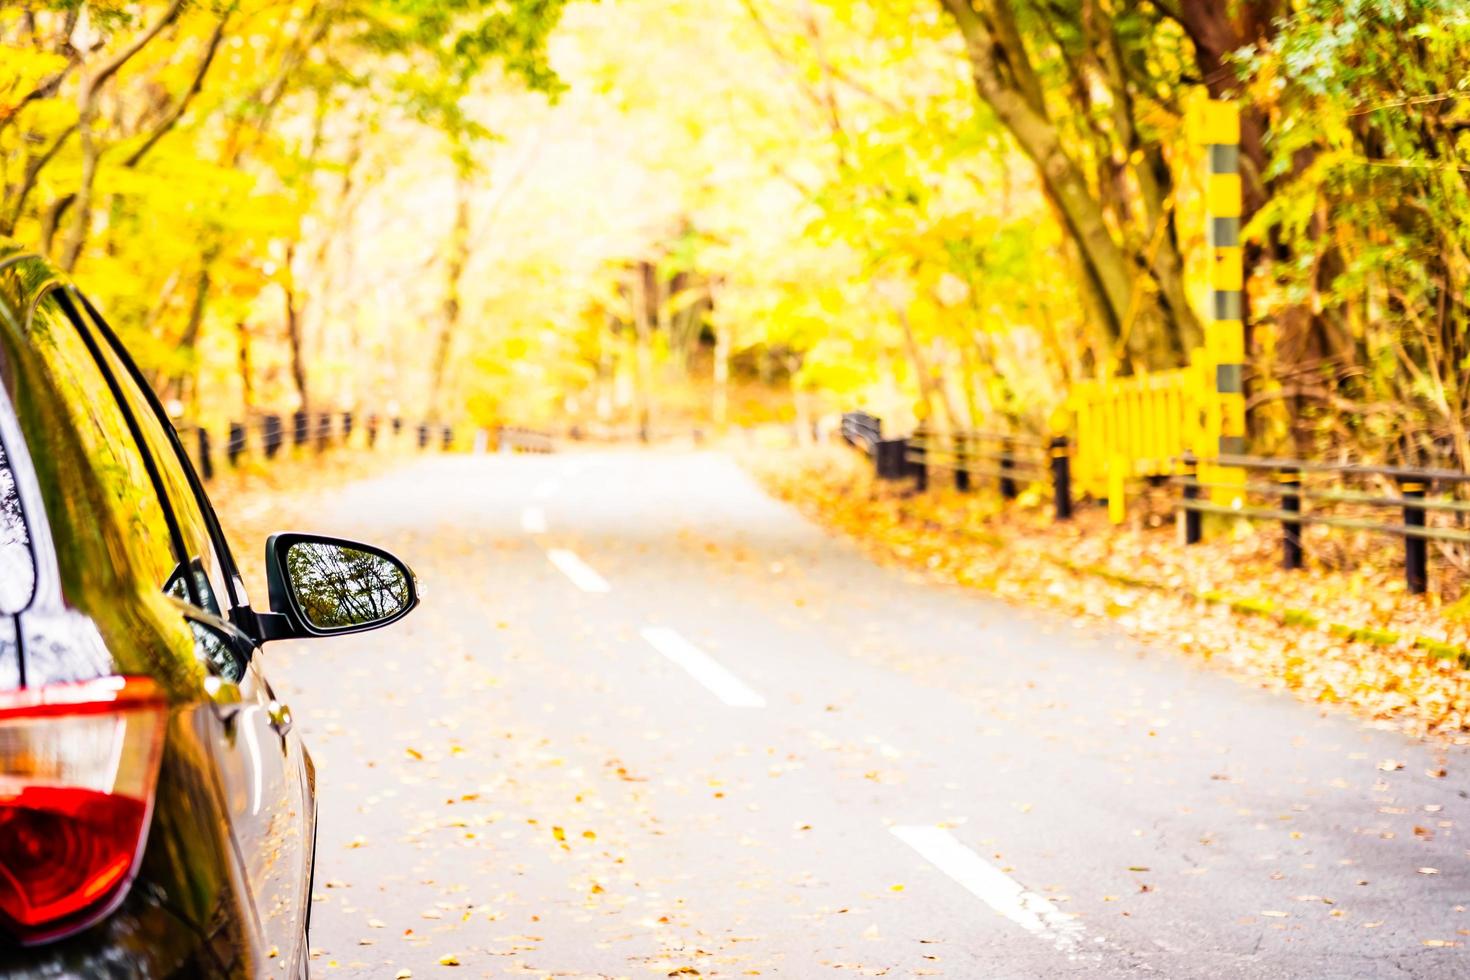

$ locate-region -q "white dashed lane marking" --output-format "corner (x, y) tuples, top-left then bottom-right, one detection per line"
(890, 825), (1086, 953)
(546, 549), (610, 593)
(640, 627), (766, 708)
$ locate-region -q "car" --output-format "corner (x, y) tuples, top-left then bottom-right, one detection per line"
(0, 237), (419, 977)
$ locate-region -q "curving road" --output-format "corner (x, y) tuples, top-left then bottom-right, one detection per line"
(260, 449), (1469, 979)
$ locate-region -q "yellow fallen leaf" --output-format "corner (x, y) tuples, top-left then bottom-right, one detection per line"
(438, 953), (461, 965)
(395, 972), (412, 979)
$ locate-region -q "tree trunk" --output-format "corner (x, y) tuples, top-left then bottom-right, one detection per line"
(236, 319), (255, 412)
(712, 281), (730, 432)
(788, 353), (812, 446)
(428, 179), (471, 420)
(283, 242), (309, 412)
(57, 0), (187, 270)
(631, 261), (654, 441)
(939, 0), (1200, 367)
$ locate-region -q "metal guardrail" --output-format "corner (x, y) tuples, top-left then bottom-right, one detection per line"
(1173, 453), (1470, 594)
(174, 410), (459, 481)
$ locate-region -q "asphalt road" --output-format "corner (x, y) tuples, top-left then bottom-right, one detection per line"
(262, 449), (1470, 979)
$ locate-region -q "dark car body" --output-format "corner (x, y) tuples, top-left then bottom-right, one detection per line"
(0, 241), (413, 977)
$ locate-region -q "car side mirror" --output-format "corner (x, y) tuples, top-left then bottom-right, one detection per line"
(263, 532), (419, 639)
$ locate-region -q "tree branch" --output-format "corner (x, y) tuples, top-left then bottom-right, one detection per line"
(123, 15), (229, 169)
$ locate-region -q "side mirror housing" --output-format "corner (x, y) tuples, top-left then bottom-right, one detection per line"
(262, 532), (419, 640)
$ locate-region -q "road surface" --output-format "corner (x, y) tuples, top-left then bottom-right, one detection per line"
(260, 450), (1469, 979)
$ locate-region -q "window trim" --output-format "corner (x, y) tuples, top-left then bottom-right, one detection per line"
(68, 289), (249, 614)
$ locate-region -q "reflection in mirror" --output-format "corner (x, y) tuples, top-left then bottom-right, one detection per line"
(285, 542), (409, 631)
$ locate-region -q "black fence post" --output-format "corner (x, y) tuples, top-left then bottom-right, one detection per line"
(417, 423), (430, 449)
(911, 425), (928, 492)
(1050, 435), (1072, 521)
(315, 412), (330, 451)
(292, 410), (308, 448)
(263, 414), (283, 458)
(197, 427), (214, 481)
(1280, 468), (1303, 570)
(366, 414), (379, 448)
(954, 433), (970, 492)
(999, 437), (1017, 501)
(1181, 453), (1202, 545)
(392, 417), (403, 437)
(1402, 479), (1428, 594)
(442, 425), (453, 451)
(227, 421), (246, 467)
(875, 438), (906, 480)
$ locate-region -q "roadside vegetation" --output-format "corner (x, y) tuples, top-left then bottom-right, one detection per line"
(7, 1), (1470, 460)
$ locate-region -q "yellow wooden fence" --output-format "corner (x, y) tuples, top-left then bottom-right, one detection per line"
(1068, 352), (1216, 515)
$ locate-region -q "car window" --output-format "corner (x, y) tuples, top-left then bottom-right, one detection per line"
(189, 620), (246, 683)
(24, 293), (184, 601)
(62, 294), (228, 615)
(0, 436), (34, 613)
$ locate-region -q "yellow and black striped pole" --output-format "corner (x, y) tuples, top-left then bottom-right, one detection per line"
(1201, 99), (1246, 502)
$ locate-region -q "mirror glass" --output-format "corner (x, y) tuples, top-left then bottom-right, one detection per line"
(284, 541), (410, 631)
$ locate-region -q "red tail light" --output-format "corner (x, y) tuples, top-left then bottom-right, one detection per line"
(0, 676), (166, 942)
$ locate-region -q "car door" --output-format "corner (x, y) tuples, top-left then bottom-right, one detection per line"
(60, 289), (311, 968)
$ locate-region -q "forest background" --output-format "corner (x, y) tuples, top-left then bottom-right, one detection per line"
(3, 0), (1468, 469)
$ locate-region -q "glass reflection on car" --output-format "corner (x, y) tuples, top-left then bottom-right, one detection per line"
(0, 441), (33, 613)
(285, 542), (408, 630)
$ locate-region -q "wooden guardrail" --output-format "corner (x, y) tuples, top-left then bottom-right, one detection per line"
(840, 411), (1469, 596)
(173, 410), (459, 481)
(1173, 454), (1470, 594)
